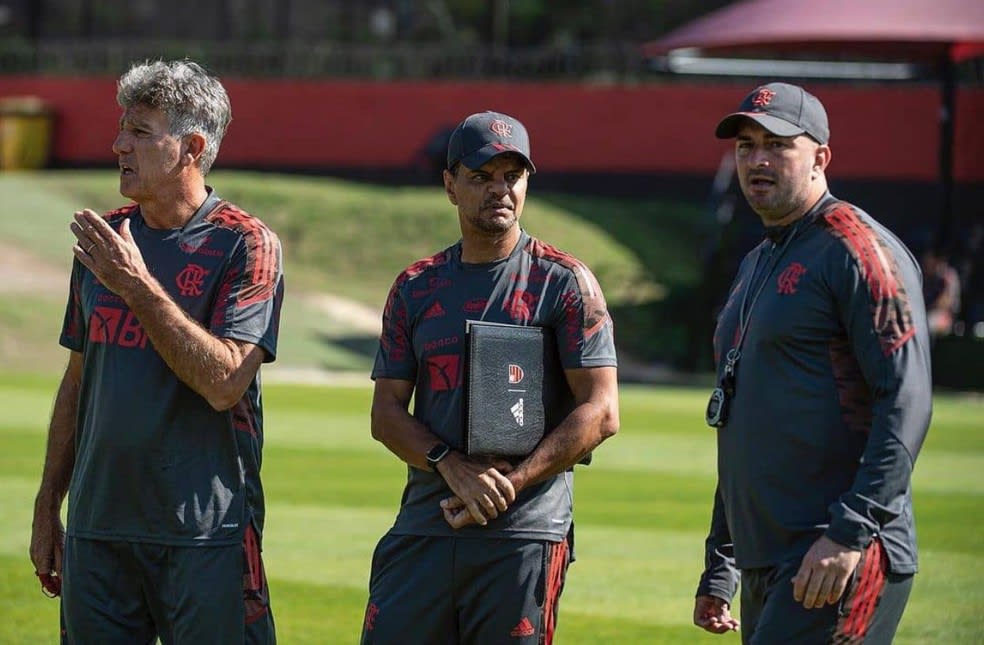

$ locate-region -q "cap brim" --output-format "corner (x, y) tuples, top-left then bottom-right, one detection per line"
(715, 112), (805, 139)
(459, 143), (536, 174)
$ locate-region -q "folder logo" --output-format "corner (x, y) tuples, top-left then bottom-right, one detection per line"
(511, 398), (524, 426)
(508, 364), (524, 384)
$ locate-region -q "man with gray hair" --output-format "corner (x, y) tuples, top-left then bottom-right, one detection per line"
(30, 59), (283, 644)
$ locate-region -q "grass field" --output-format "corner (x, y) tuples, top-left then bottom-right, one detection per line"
(1, 169), (980, 642)
(1, 374), (981, 644)
(0, 170), (708, 373)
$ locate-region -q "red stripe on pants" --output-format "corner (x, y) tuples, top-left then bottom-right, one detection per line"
(836, 539), (887, 642)
(542, 539), (569, 645)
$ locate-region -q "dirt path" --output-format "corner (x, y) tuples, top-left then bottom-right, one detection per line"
(0, 243), (68, 295)
(302, 292), (382, 335)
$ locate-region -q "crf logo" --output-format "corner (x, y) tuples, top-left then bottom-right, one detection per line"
(489, 119), (513, 137)
(176, 264), (208, 297)
(753, 88), (776, 107)
(777, 262), (808, 294)
(508, 364), (524, 384)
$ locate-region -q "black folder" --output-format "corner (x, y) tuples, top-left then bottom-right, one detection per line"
(464, 320), (575, 458)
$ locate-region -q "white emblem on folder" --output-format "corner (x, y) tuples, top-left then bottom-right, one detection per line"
(511, 398), (524, 426)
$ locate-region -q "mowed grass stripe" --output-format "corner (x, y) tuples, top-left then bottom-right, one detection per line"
(890, 550), (984, 645)
(1, 380), (982, 644)
(263, 504), (393, 590)
(0, 478), (44, 556)
(913, 451), (984, 495)
(265, 447), (405, 508)
(0, 388), (59, 434)
(574, 469), (714, 531)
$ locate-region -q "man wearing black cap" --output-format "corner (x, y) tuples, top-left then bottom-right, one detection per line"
(362, 111), (619, 644)
(693, 83), (932, 643)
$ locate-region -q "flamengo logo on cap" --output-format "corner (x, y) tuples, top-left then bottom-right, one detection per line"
(489, 120), (513, 137)
(508, 364), (524, 384)
(753, 88), (776, 106)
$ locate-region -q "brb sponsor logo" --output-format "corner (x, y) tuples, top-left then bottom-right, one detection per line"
(89, 306), (147, 348)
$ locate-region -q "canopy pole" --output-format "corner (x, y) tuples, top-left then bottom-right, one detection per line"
(938, 50), (956, 250)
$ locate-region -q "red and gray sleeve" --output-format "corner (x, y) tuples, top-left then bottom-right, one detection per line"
(371, 278), (417, 381)
(207, 224), (284, 362)
(59, 260), (86, 351)
(552, 261), (617, 369)
(822, 208), (932, 551)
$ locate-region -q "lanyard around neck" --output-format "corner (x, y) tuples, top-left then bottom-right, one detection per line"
(723, 216), (809, 386)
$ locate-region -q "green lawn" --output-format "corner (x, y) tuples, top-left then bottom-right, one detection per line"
(1, 168), (980, 642)
(0, 170), (708, 374)
(1, 375), (980, 644)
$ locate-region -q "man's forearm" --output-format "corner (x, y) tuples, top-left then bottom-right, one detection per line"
(371, 400), (441, 470)
(35, 358), (81, 512)
(122, 275), (255, 410)
(510, 397), (617, 491)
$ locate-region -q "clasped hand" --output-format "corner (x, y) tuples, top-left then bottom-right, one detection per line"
(438, 455), (515, 529)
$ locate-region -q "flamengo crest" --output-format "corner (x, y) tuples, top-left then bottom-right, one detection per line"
(489, 120), (513, 137)
(753, 88), (776, 106)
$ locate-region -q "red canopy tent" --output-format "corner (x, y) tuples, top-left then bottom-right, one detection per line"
(643, 0), (984, 247)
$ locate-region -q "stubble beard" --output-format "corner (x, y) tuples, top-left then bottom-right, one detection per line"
(744, 179), (808, 225)
(470, 208), (517, 235)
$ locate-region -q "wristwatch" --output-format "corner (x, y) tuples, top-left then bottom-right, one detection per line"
(426, 442), (451, 470)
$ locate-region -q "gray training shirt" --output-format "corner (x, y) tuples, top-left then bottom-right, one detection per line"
(372, 229), (617, 541)
(60, 191), (284, 546)
(699, 195), (932, 600)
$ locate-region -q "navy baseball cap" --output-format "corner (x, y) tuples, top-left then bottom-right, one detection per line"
(446, 111), (536, 173)
(715, 83), (829, 145)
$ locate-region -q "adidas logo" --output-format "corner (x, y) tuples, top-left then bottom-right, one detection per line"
(510, 616), (535, 637)
(424, 301), (446, 319)
(511, 398), (524, 426)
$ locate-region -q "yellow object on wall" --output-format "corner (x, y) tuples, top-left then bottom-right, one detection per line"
(0, 96), (53, 170)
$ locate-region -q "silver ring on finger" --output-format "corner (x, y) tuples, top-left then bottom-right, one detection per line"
(86, 243), (96, 254)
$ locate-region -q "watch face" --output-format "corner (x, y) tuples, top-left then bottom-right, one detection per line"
(427, 443), (450, 463)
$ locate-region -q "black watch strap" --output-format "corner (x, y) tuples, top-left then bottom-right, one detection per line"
(426, 442), (451, 469)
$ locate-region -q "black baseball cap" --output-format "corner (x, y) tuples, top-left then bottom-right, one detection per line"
(715, 82), (829, 145)
(446, 111), (536, 173)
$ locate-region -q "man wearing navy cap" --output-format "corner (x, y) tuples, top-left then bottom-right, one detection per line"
(361, 111), (619, 644)
(693, 83), (932, 643)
